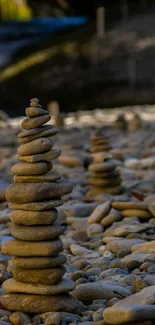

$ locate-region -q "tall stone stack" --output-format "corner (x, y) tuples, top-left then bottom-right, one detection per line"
(0, 98), (80, 314)
(87, 130), (123, 196)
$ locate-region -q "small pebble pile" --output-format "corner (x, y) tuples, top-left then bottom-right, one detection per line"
(87, 130), (122, 196)
(114, 113), (128, 130)
(128, 112), (143, 131)
(112, 200), (152, 221)
(0, 98), (81, 314)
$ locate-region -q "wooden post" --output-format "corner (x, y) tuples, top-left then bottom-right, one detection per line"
(96, 6), (105, 39)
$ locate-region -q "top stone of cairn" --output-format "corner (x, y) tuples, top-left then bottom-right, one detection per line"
(22, 98), (51, 130)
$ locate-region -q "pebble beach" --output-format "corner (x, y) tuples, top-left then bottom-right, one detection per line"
(0, 102), (155, 324)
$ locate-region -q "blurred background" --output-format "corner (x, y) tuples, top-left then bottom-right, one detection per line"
(0, 0), (155, 116)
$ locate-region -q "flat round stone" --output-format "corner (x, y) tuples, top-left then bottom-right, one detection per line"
(30, 103), (42, 108)
(121, 209), (152, 219)
(30, 102), (42, 108)
(92, 139), (110, 145)
(10, 209), (58, 225)
(26, 107), (48, 117)
(90, 145), (111, 153)
(30, 97), (40, 103)
(0, 293), (81, 313)
(18, 125), (54, 138)
(17, 138), (53, 156)
(87, 185), (122, 196)
(9, 199), (63, 211)
(2, 238), (62, 256)
(88, 161), (117, 172)
(18, 149), (61, 163)
(14, 171), (61, 183)
(18, 127), (60, 144)
(12, 253), (66, 268)
(112, 201), (148, 211)
(6, 181), (73, 203)
(104, 305), (155, 324)
(91, 170), (120, 179)
(11, 223), (63, 241)
(12, 266), (65, 284)
(87, 177), (121, 187)
(21, 115), (51, 130)
(3, 278), (74, 295)
(91, 134), (109, 141)
(11, 162), (52, 176)
(92, 152), (113, 163)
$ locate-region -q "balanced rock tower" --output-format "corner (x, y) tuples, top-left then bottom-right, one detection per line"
(90, 129), (112, 153)
(0, 98), (81, 313)
(87, 130), (122, 196)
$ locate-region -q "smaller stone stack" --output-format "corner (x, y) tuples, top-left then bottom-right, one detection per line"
(129, 112), (143, 131)
(0, 98), (81, 314)
(114, 113), (128, 130)
(87, 131), (122, 196)
(90, 129), (112, 153)
(112, 201), (152, 221)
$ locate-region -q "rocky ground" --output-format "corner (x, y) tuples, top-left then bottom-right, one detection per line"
(1, 105), (155, 324)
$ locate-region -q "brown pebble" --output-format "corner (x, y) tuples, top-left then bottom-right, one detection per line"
(21, 115), (51, 130)
(127, 260), (141, 270)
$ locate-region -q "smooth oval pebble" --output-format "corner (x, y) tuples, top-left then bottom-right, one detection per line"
(87, 176), (121, 187)
(3, 278), (75, 295)
(88, 185), (122, 196)
(18, 149), (61, 163)
(12, 266), (65, 284)
(17, 138), (53, 156)
(90, 145), (112, 153)
(9, 199), (63, 211)
(12, 253), (66, 268)
(121, 209), (152, 219)
(88, 201), (111, 224)
(25, 107), (48, 117)
(112, 201), (148, 211)
(10, 209), (58, 225)
(0, 293), (81, 313)
(2, 238), (63, 256)
(18, 125), (54, 138)
(14, 171), (61, 183)
(6, 182), (73, 203)
(88, 161), (117, 172)
(18, 127), (60, 144)
(21, 115), (51, 130)
(10, 223), (63, 241)
(11, 162), (52, 176)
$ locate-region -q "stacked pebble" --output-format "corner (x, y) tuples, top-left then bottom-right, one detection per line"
(112, 201), (152, 221)
(114, 113), (128, 130)
(90, 129), (112, 153)
(129, 112), (143, 131)
(87, 131), (122, 196)
(0, 98), (81, 314)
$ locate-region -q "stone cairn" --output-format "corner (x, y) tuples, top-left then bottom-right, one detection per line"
(114, 113), (128, 130)
(128, 112), (143, 131)
(87, 130), (123, 196)
(0, 98), (81, 314)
